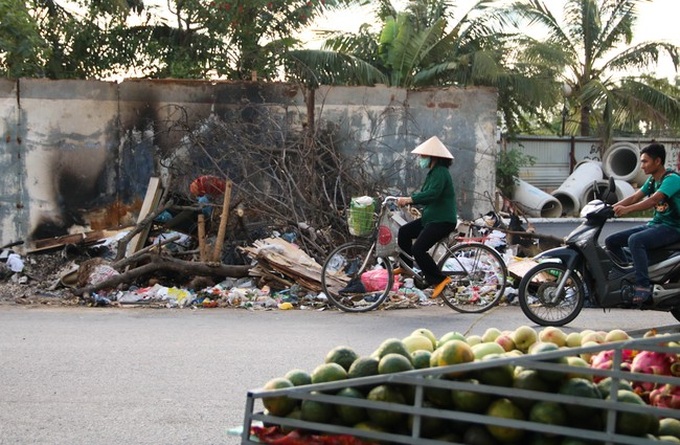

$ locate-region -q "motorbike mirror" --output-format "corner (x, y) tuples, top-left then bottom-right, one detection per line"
(592, 180), (600, 200)
(604, 176), (615, 203)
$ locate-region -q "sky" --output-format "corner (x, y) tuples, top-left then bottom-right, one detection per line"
(301, 0), (679, 80)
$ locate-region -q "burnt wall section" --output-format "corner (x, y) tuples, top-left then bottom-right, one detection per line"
(19, 79), (120, 241)
(117, 80), (305, 200)
(0, 79), (497, 250)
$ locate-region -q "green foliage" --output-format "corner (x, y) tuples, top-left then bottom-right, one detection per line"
(0, 1), (47, 78)
(511, 0), (680, 141)
(322, 0), (563, 137)
(496, 148), (535, 197)
(0, 0), (369, 80)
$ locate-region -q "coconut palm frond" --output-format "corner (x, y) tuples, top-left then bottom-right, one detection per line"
(512, 0), (573, 49)
(470, 50), (503, 83)
(615, 78), (680, 127)
(595, 0), (635, 56)
(605, 42), (680, 73)
(388, 17), (448, 87)
(285, 49), (387, 87)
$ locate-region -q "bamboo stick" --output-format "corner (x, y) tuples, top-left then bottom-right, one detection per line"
(211, 180), (233, 262)
(197, 213), (207, 262)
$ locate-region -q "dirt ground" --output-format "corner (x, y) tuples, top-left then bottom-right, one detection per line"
(0, 251), (82, 306)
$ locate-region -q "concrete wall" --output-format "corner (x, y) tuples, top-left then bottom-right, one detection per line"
(0, 79), (498, 250)
(312, 85), (498, 217)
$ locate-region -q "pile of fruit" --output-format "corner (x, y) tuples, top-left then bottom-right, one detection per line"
(253, 326), (680, 444)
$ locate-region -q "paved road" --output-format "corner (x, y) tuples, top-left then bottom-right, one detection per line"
(1, 304), (678, 445)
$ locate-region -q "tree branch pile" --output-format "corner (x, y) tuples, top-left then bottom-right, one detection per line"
(156, 104), (392, 264)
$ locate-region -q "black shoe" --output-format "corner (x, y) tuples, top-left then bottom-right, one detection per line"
(339, 279), (366, 294)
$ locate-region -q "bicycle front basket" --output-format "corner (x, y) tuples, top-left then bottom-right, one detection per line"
(347, 197), (375, 237)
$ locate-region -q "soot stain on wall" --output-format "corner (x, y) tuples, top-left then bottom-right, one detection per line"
(30, 146), (112, 240)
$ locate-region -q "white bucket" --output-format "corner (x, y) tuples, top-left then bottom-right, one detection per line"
(551, 161), (603, 216)
(603, 142), (647, 186)
(512, 179), (563, 218)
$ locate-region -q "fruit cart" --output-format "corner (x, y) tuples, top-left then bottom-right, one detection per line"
(241, 334), (680, 444)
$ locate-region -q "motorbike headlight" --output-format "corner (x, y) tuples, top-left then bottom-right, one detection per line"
(580, 200), (604, 218)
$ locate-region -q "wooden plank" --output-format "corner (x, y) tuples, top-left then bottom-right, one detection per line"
(211, 180), (233, 262)
(28, 228), (130, 253)
(197, 213), (207, 262)
(126, 177), (163, 257)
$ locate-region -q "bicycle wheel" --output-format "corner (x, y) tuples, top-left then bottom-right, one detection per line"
(320, 241), (394, 312)
(517, 262), (585, 326)
(437, 242), (507, 313)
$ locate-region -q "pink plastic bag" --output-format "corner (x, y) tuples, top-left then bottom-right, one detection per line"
(360, 269), (399, 292)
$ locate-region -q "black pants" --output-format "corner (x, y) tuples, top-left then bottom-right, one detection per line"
(398, 219), (457, 286)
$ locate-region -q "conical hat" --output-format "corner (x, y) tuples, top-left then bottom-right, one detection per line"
(411, 136), (454, 159)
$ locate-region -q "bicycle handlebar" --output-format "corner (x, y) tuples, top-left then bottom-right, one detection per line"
(382, 196), (399, 205)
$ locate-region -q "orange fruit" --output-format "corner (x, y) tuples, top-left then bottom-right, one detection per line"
(436, 339), (474, 377)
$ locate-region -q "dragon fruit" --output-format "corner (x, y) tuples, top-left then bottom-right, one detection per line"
(630, 350), (679, 394)
(589, 349), (635, 383)
(649, 384), (680, 409)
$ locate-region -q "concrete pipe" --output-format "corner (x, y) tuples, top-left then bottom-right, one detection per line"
(581, 179), (636, 206)
(513, 178), (563, 218)
(551, 161), (603, 216)
(602, 142), (647, 186)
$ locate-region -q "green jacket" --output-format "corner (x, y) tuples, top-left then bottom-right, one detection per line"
(411, 164), (457, 225)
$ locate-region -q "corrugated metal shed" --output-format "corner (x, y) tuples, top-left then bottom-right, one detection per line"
(506, 136), (680, 191)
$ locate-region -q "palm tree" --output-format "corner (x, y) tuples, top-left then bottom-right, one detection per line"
(301, 0), (560, 135)
(511, 0), (680, 143)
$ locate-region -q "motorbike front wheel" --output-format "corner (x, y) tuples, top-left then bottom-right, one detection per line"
(517, 262), (585, 326)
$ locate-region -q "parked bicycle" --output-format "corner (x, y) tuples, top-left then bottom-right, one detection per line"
(320, 197), (508, 313)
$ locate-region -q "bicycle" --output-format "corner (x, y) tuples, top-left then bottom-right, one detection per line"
(320, 196), (508, 313)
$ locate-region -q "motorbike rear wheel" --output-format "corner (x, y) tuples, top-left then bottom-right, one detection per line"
(517, 262), (585, 326)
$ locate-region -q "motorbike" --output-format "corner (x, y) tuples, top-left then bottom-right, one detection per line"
(517, 177), (680, 326)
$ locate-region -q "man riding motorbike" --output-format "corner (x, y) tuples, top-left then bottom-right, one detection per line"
(604, 142), (680, 306)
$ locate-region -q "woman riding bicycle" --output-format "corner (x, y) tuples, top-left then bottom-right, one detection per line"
(396, 136), (457, 298)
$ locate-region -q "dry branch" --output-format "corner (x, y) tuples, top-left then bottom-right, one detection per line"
(154, 105), (388, 262)
(72, 254), (251, 296)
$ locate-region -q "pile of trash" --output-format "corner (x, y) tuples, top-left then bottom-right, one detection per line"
(0, 233), (437, 310)
(1, 180), (556, 310)
(0, 222), (536, 311)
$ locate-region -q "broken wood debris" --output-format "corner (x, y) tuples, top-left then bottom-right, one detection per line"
(240, 237), (328, 292)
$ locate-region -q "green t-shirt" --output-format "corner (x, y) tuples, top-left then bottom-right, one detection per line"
(411, 164), (457, 225)
(641, 169), (680, 230)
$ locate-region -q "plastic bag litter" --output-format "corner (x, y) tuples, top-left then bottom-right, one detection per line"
(6, 254), (24, 273)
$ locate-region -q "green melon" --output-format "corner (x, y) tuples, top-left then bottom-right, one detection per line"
(325, 345), (359, 371)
